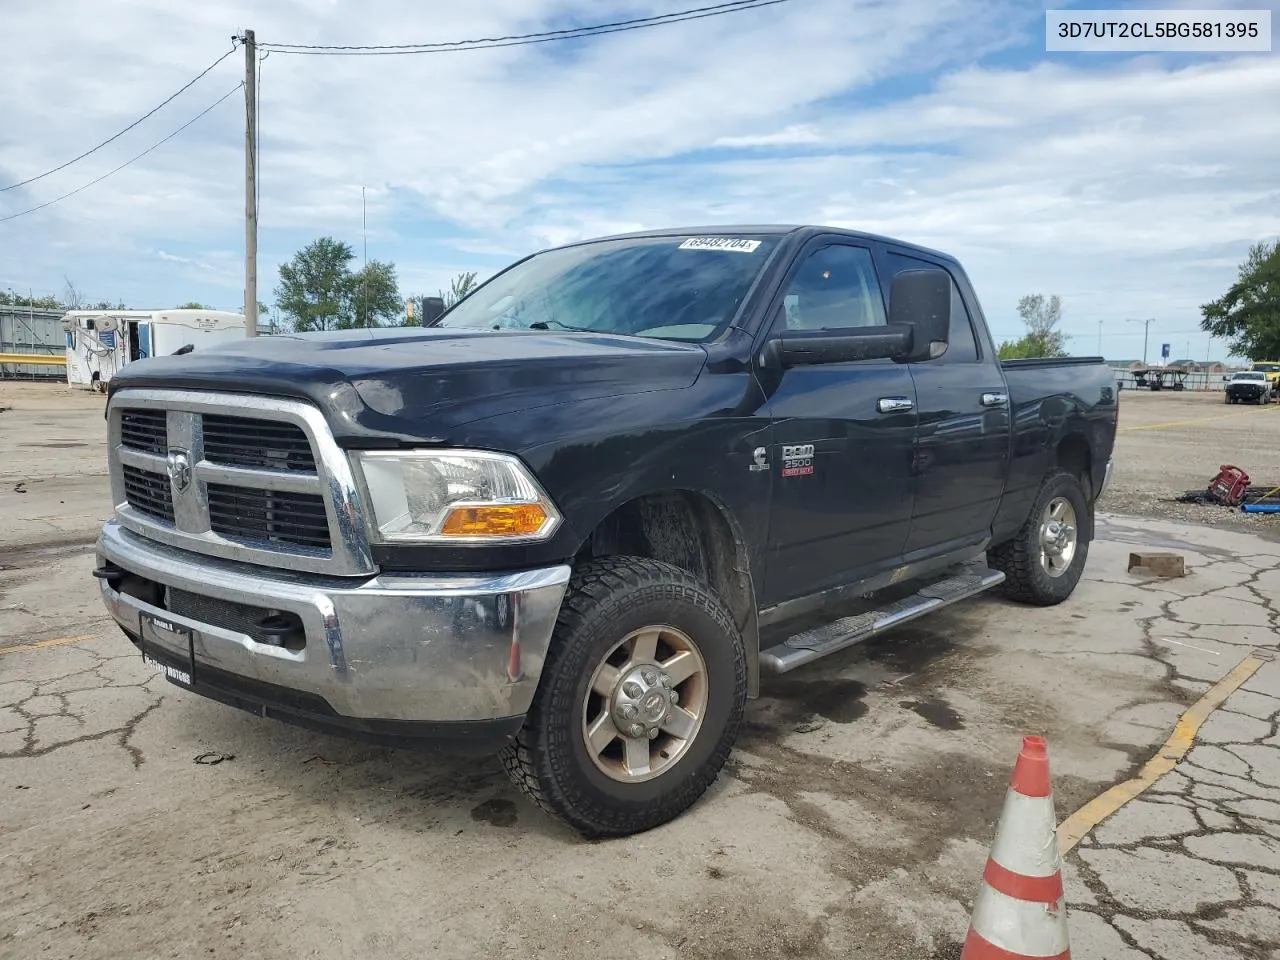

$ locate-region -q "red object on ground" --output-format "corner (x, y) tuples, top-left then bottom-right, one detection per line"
(1207, 465), (1250, 507)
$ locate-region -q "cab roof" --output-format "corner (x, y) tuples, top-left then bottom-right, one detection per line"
(556, 224), (962, 268)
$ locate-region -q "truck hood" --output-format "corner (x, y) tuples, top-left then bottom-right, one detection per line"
(107, 327), (708, 444)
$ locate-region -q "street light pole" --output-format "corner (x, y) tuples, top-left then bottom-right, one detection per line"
(243, 28), (258, 337)
(1127, 317), (1154, 365)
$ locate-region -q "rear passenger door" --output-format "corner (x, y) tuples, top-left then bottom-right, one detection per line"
(882, 250), (1011, 557)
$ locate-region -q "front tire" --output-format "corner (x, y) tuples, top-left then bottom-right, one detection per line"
(501, 556), (747, 838)
(987, 470), (1090, 606)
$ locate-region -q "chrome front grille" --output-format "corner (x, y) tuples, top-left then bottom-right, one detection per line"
(106, 389), (375, 576)
(202, 414), (317, 472)
(120, 409), (168, 455)
(122, 463), (174, 521)
(207, 483), (331, 548)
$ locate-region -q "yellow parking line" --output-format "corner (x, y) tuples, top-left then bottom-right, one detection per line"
(1057, 651), (1269, 854)
(0, 634), (95, 656)
(1119, 407), (1276, 433)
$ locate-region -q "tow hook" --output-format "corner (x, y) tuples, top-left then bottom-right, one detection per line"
(91, 564), (125, 586)
(254, 612), (305, 649)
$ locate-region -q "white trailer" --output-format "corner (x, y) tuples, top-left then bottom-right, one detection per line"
(62, 309), (247, 391)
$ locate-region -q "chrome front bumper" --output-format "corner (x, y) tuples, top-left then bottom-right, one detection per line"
(97, 520), (570, 729)
(1096, 457), (1114, 501)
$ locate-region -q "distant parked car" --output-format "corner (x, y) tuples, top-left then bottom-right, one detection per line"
(1225, 371), (1272, 404)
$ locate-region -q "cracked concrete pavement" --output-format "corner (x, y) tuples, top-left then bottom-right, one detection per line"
(0, 383), (112, 552)
(2, 516), (1279, 959)
(1061, 518), (1280, 960)
(3, 383), (1280, 958)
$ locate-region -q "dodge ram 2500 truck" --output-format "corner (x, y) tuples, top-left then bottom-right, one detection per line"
(95, 225), (1118, 837)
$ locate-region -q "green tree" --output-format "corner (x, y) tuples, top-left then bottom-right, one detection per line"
(177, 301), (212, 310)
(999, 294), (1069, 358)
(998, 335), (1045, 360)
(1201, 240), (1280, 361)
(442, 270), (478, 308)
(349, 259), (403, 328)
(275, 237), (402, 331)
(404, 271), (481, 326)
(0, 289), (61, 309)
(276, 237), (356, 332)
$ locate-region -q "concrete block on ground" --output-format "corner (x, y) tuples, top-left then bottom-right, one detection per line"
(1128, 551), (1186, 578)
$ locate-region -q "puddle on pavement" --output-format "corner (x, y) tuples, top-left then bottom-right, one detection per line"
(861, 626), (958, 672)
(470, 798), (518, 827)
(902, 696), (965, 730)
(756, 677), (870, 729)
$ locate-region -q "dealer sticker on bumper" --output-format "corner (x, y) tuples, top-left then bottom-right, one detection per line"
(143, 652), (191, 686)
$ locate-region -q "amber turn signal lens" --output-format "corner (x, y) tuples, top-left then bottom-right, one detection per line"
(439, 503), (550, 537)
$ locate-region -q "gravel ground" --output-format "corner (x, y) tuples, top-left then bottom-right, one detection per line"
(1099, 388), (1280, 539)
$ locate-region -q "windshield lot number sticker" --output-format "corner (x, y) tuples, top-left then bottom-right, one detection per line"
(679, 237), (761, 253)
(781, 444), (815, 477)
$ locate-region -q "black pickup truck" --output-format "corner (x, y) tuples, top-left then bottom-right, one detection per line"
(95, 225), (1118, 837)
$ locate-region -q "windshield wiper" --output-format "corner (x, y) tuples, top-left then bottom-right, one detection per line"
(528, 319), (595, 333)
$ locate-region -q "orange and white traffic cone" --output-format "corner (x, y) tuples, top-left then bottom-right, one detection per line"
(960, 735), (1070, 960)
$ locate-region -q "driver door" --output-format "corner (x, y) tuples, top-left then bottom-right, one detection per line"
(756, 239), (918, 606)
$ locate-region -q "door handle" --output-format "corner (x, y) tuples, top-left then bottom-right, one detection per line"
(981, 392), (1008, 407)
(877, 397), (914, 413)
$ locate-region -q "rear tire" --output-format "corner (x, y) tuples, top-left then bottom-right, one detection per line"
(988, 470), (1090, 606)
(500, 556), (747, 838)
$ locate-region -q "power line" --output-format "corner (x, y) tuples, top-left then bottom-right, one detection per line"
(258, 0), (799, 56)
(0, 84), (243, 225)
(0, 44), (240, 194)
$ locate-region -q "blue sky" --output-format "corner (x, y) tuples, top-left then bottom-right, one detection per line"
(1, 0), (1276, 361)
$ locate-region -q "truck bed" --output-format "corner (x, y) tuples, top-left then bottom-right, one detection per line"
(1000, 355), (1108, 369)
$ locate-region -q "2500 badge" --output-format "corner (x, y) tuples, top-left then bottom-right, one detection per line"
(781, 443), (815, 477)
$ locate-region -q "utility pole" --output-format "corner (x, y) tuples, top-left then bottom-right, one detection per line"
(362, 186), (368, 328)
(1097, 319), (1103, 356)
(1127, 317), (1154, 365)
(243, 29), (258, 337)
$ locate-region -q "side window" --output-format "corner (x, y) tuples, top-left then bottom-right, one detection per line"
(779, 244), (886, 332)
(886, 252), (979, 363)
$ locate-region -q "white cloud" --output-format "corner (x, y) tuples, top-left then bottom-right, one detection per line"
(0, 0), (1276, 357)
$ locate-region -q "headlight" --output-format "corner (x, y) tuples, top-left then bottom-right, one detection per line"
(352, 449), (562, 544)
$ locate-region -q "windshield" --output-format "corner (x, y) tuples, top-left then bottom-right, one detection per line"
(1252, 363), (1279, 372)
(437, 234), (781, 341)
(1236, 372), (1267, 380)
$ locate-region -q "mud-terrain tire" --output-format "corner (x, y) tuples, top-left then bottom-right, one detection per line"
(500, 556), (747, 838)
(987, 470), (1090, 606)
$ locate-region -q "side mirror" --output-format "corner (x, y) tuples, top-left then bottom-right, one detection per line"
(889, 269), (951, 362)
(420, 297), (445, 326)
